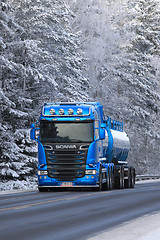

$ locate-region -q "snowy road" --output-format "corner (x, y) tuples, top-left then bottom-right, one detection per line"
(0, 181), (160, 240)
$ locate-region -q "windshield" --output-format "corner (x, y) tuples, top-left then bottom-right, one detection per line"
(40, 121), (94, 143)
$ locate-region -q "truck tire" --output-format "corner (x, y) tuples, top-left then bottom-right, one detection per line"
(102, 168), (110, 191)
(124, 168), (131, 188)
(109, 169), (113, 190)
(113, 167), (118, 189)
(107, 169), (110, 190)
(98, 165), (103, 191)
(120, 167), (124, 189)
(113, 166), (123, 189)
(130, 167), (135, 188)
(115, 166), (124, 189)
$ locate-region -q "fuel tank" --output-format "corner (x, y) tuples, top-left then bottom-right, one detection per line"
(103, 129), (130, 163)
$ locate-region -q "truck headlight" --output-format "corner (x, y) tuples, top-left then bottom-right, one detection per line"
(38, 171), (47, 175)
(85, 170), (96, 175)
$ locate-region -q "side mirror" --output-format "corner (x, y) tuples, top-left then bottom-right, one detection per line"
(99, 128), (105, 140)
(101, 123), (106, 128)
(30, 128), (39, 140)
(30, 128), (36, 140)
(30, 124), (35, 129)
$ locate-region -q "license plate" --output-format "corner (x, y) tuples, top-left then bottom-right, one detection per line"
(60, 182), (73, 187)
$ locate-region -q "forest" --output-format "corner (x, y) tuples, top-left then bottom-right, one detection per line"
(0, 0), (159, 190)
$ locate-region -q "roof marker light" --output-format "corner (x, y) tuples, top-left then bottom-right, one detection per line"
(77, 108), (83, 115)
(59, 109), (64, 115)
(50, 109), (55, 115)
(68, 108), (74, 115)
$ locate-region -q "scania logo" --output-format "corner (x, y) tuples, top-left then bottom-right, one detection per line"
(55, 145), (77, 149)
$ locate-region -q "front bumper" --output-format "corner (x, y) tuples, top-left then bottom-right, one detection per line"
(38, 174), (98, 187)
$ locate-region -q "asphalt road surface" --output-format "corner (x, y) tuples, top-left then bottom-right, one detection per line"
(0, 182), (160, 240)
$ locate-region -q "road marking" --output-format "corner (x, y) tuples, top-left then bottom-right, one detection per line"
(14, 205), (30, 210)
(0, 192), (110, 212)
(0, 187), (139, 212)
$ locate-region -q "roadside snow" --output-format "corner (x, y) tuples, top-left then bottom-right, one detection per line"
(0, 188), (38, 195)
(136, 178), (160, 184)
(0, 177), (37, 192)
(88, 212), (160, 240)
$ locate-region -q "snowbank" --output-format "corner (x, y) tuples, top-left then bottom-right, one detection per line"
(88, 211), (160, 240)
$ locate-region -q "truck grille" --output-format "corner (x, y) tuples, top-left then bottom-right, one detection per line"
(43, 144), (88, 181)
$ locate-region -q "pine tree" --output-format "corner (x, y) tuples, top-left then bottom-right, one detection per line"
(68, 0), (160, 174)
(9, 0), (89, 102)
(106, 0), (160, 174)
(0, 0), (38, 189)
(117, 0), (160, 174)
(0, 0), (90, 190)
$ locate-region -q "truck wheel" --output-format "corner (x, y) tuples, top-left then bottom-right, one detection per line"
(113, 167), (119, 189)
(113, 166), (124, 189)
(102, 169), (109, 191)
(107, 169), (110, 190)
(119, 167), (124, 189)
(124, 168), (131, 188)
(98, 166), (103, 191)
(133, 168), (136, 184)
(109, 170), (113, 190)
(130, 168), (135, 188)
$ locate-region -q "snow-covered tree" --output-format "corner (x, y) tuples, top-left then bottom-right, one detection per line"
(68, 0), (160, 174)
(0, 0), (37, 188)
(9, 0), (89, 102)
(1, 0), (159, 190)
(0, 0), (90, 190)
(114, 0), (160, 173)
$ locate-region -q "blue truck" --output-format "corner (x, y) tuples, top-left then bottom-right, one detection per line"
(30, 102), (135, 191)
